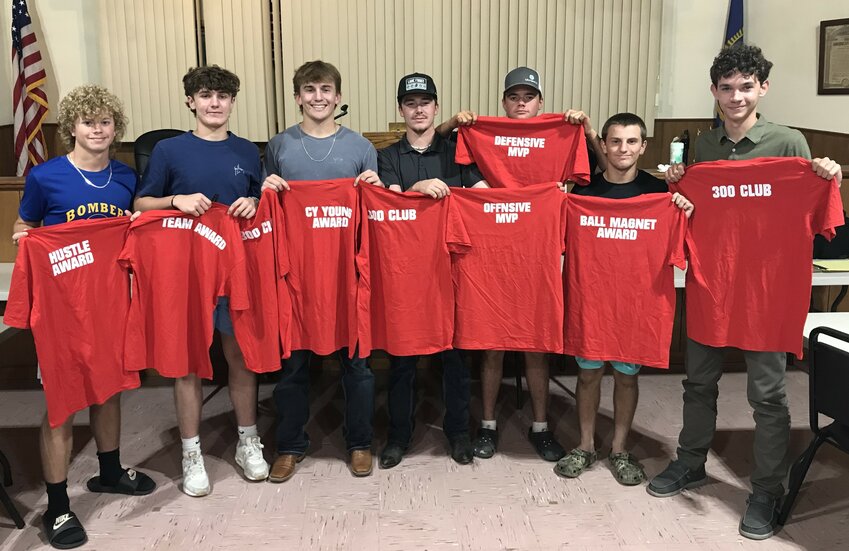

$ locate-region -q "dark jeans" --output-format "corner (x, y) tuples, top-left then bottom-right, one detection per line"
(387, 349), (470, 447)
(274, 348), (374, 454)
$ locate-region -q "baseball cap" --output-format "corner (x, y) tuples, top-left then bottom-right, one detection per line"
(503, 66), (542, 97)
(397, 73), (438, 102)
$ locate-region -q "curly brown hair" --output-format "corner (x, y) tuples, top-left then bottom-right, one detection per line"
(182, 65), (240, 115)
(57, 85), (127, 153)
(710, 44), (773, 86)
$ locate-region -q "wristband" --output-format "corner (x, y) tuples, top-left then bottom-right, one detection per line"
(170, 195), (177, 208)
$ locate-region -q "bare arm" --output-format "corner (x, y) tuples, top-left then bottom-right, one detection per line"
(565, 109), (607, 172)
(134, 195), (174, 212)
(12, 216), (40, 245)
(134, 193), (212, 216)
(435, 111), (478, 138)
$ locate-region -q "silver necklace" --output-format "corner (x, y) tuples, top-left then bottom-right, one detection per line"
(67, 155), (112, 189)
(299, 124), (338, 162)
(411, 143), (430, 153)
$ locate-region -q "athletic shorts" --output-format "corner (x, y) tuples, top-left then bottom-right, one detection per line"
(575, 356), (641, 376)
(213, 297), (235, 336)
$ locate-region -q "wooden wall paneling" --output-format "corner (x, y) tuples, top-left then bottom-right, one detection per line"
(648, 119), (849, 169)
(0, 125), (14, 177)
(798, 127), (849, 161)
(0, 190), (22, 262)
(644, 118), (714, 168)
(362, 131), (404, 151)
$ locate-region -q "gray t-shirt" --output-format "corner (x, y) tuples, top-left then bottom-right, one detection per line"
(263, 125), (378, 181)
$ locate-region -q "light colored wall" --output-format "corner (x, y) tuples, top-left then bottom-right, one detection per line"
(1, 0), (101, 125)
(658, 0), (849, 134)
(3, 1), (849, 133)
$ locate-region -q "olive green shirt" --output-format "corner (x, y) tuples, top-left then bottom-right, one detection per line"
(694, 115), (811, 162)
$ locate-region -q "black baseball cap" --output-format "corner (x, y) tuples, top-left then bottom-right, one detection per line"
(397, 73), (438, 102)
(503, 66), (542, 97)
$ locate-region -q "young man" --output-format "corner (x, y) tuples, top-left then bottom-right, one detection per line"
(648, 45), (842, 540)
(13, 85), (155, 549)
(261, 60), (382, 481)
(437, 67), (604, 462)
(375, 73), (488, 469)
(134, 65), (267, 496)
(554, 113), (692, 485)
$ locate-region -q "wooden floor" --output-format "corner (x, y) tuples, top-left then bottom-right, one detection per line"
(0, 369), (847, 550)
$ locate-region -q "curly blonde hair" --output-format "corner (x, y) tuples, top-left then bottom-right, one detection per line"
(57, 85), (128, 153)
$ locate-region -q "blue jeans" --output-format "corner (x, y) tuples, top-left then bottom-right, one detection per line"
(387, 349), (470, 447)
(274, 348), (374, 454)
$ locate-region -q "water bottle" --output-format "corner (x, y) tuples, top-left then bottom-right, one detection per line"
(670, 141), (684, 164)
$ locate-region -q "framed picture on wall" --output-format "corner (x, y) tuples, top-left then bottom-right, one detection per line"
(818, 18), (849, 94)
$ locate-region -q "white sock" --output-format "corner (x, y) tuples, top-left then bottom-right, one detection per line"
(531, 422), (549, 433)
(181, 436), (201, 454)
(481, 420), (497, 430)
(238, 425), (258, 442)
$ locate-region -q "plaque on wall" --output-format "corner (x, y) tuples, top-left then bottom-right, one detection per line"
(819, 18), (849, 95)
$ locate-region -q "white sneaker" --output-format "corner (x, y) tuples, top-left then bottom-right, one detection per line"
(181, 450), (211, 497)
(236, 436), (269, 481)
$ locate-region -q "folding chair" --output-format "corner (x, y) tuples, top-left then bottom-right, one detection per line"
(0, 449), (25, 529)
(779, 326), (849, 525)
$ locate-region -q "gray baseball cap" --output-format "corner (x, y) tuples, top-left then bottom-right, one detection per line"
(503, 66), (542, 97)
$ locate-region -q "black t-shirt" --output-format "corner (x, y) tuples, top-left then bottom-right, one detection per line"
(378, 132), (484, 191)
(570, 169), (667, 199)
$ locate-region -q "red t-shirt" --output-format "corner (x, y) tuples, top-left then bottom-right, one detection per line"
(4, 217), (140, 427)
(232, 189), (290, 373)
(446, 184), (566, 352)
(563, 193), (686, 367)
(119, 205), (249, 379)
(670, 157), (844, 356)
(455, 114), (591, 188)
(356, 184), (454, 357)
(281, 179), (359, 355)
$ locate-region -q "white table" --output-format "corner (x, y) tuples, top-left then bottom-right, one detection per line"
(803, 312), (849, 353)
(673, 265), (849, 289)
(674, 265), (849, 312)
(0, 262), (11, 301)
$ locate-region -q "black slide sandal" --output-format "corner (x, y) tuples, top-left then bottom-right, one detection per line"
(43, 511), (87, 550)
(86, 468), (156, 496)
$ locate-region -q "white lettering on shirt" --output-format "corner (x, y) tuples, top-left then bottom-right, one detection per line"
(309, 205), (353, 229)
(49, 240), (94, 276)
(581, 214), (658, 241)
(494, 135), (546, 158)
(194, 223), (227, 250)
(162, 217), (194, 230)
(483, 202), (531, 224)
(711, 183), (772, 199)
(241, 220), (273, 241)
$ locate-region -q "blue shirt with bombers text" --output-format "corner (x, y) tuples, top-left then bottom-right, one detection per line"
(19, 155), (137, 226)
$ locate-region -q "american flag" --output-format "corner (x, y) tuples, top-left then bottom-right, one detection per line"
(12, 0), (49, 176)
(713, 0), (744, 129)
